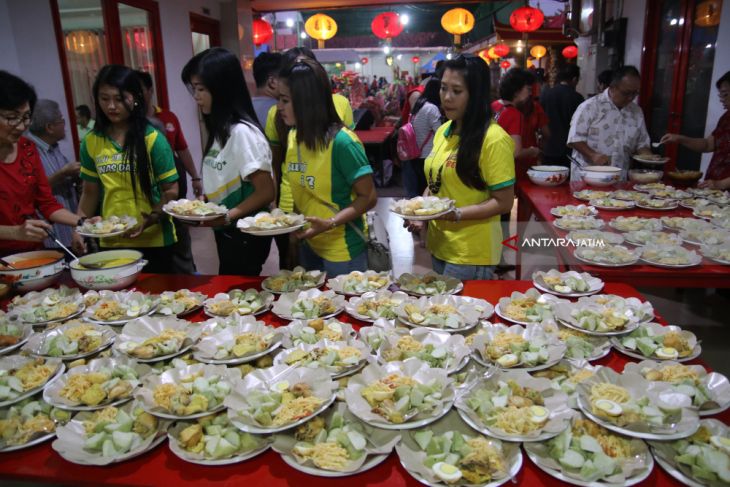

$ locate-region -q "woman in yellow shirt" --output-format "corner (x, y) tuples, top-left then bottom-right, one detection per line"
(407, 55), (516, 280)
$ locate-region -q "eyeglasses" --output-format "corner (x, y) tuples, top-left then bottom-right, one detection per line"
(428, 164), (443, 194)
(617, 88), (639, 98)
(0, 111), (32, 128)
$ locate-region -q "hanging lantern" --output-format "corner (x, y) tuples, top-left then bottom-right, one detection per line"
(411, 56), (420, 64)
(487, 47), (500, 60)
(440, 8), (475, 45)
(493, 43), (510, 58)
(361, 57), (369, 65)
(478, 49), (490, 62)
(509, 6), (545, 33)
(385, 55), (394, 67)
(530, 45), (547, 59)
(695, 0), (722, 27)
(500, 60), (511, 69)
(526, 58), (535, 68)
(251, 18), (273, 46)
(371, 12), (404, 41)
(305, 13), (337, 49)
(562, 45), (578, 59)
(65, 30), (100, 55)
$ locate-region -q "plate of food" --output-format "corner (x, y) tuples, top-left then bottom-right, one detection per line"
(708, 192), (730, 206)
(271, 289), (345, 321)
(680, 197), (711, 210)
(589, 198), (636, 210)
(326, 271), (391, 296)
(345, 290), (410, 322)
(523, 413), (653, 486)
(689, 187), (727, 199)
(573, 190), (612, 201)
(76, 215), (138, 238)
(702, 243), (730, 264)
(581, 294), (655, 322)
(574, 245), (641, 267)
(661, 216), (711, 232)
(611, 322), (701, 362)
(0, 356), (64, 407)
(712, 215), (730, 230)
(454, 369), (572, 442)
(469, 323), (565, 372)
(83, 290), (158, 326)
(640, 244), (702, 268)
(531, 361), (604, 408)
(396, 295), (481, 332)
(203, 289), (274, 317)
(237, 209), (306, 236)
(358, 319), (408, 353)
(376, 328), (471, 374)
(168, 411), (271, 466)
(280, 319), (356, 347)
(0, 316), (32, 356)
(554, 301), (640, 337)
(649, 419), (730, 487)
(612, 190), (645, 202)
(636, 198), (679, 210)
(0, 397), (70, 452)
(495, 288), (562, 325)
(261, 267), (325, 294)
(113, 316), (202, 363)
(532, 270), (604, 298)
(553, 216), (606, 231)
(162, 199), (227, 222)
(273, 339), (370, 379)
(193, 319), (282, 365)
(273, 402), (400, 477)
(9, 296), (85, 327)
(135, 363), (240, 420)
(608, 216), (663, 232)
(575, 368), (700, 440)
(624, 361), (730, 416)
(565, 230), (625, 246)
(43, 357), (149, 411)
(680, 227), (730, 246)
(542, 321), (613, 362)
(390, 196), (455, 220)
(396, 410), (522, 487)
(23, 321), (115, 361)
(623, 230), (683, 247)
(632, 154), (669, 165)
(634, 182), (669, 192)
(650, 188), (693, 200)
(550, 205), (599, 218)
(51, 402), (167, 465)
(396, 272), (463, 297)
(155, 289), (207, 317)
(225, 364), (336, 434)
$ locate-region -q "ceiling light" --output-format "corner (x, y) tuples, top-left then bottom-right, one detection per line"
(286, 18), (294, 28)
(300, 31), (307, 39)
(383, 45), (391, 54)
(397, 54), (402, 60)
(400, 13), (410, 26)
(355, 62), (362, 69)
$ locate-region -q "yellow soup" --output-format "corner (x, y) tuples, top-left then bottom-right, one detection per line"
(81, 258), (137, 269)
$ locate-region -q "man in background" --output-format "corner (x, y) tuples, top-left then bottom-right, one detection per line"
(252, 51), (282, 127)
(75, 104), (94, 141)
(27, 99), (80, 249)
(540, 64), (584, 167)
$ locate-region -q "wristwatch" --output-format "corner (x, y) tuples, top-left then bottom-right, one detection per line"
(76, 217), (86, 227)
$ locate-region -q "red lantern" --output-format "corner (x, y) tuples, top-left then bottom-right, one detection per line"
(361, 57), (369, 65)
(562, 45), (578, 59)
(251, 18), (273, 46)
(509, 6), (544, 33)
(493, 43), (510, 58)
(412, 56), (420, 64)
(371, 12), (404, 40)
(500, 60), (511, 69)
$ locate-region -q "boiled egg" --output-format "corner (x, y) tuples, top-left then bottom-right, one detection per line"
(237, 306), (253, 314)
(302, 326), (316, 335)
(594, 399), (623, 416)
(710, 435), (730, 455)
(496, 353), (519, 368)
(432, 462), (462, 483)
(656, 347), (679, 360)
(126, 306), (141, 317)
(273, 380), (290, 392)
(410, 312), (425, 323)
(327, 321), (343, 333)
(42, 295), (60, 306)
(555, 285), (572, 294)
(529, 405), (550, 424)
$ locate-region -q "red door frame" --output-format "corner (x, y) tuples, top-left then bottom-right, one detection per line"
(190, 12), (221, 47)
(639, 0), (696, 171)
(50, 0), (169, 154)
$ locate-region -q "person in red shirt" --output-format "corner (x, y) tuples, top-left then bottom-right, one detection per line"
(0, 71), (84, 257)
(492, 68), (541, 162)
(517, 79), (551, 180)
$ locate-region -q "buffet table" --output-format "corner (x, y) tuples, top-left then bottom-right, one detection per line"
(0, 274), (724, 486)
(515, 179), (730, 287)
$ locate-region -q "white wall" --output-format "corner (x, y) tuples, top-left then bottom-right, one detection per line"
(0, 0), (21, 74)
(623, 0), (647, 69)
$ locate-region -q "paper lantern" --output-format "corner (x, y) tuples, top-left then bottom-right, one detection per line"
(487, 47), (500, 60)
(371, 12), (403, 40)
(305, 13), (338, 48)
(478, 49), (490, 62)
(441, 8), (475, 44)
(66, 30), (100, 55)
(251, 18), (273, 46)
(361, 57), (369, 65)
(385, 55), (394, 67)
(695, 0), (722, 27)
(500, 60), (511, 69)
(493, 43), (510, 58)
(526, 58), (535, 68)
(412, 56), (420, 64)
(530, 45), (547, 59)
(509, 6), (544, 33)
(562, 45), (578, 59)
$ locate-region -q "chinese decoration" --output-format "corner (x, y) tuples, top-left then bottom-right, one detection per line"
(251, 18), (273, 46)
(361, 57), (369, 65)
(500, 60), (511, 69)
(695, 0), (722, 27)
(509, 6), (545, 33)
(562, 45), (578, 59)
(530, 45), (547, 59)
(493, 43), (510, 58)
(66, 30), (100, 55)
(371, 12), (404, 41)
(305, 13), (338, 48)
(441, 7), (475, 45)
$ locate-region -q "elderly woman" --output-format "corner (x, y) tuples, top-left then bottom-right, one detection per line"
(0, 71), (83, 257)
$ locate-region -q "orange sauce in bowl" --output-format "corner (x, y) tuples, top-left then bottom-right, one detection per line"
(2, 257), (60, 270)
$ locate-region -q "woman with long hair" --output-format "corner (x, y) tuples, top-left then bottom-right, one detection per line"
(406, 55), (516, 280)
(404, 77), (443, 198)
(182, 47), (274, 275)
(77, 65), (179, 272)
(277, 59), (376, 274)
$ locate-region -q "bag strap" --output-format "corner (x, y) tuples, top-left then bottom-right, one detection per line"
(418, 130), (433, 152)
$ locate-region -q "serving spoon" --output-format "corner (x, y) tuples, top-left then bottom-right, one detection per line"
(45, 228), (105, 269)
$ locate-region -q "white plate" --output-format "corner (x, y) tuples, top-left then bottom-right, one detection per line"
(24, 305), (86, 327)
(353, 398), (454, 431)
(239, 223), (305, 236)
(390, 207), (454, 221)
(398, 281), (464, 297)
(0, 432), (56, 453)
(280, 452), (389, 477)
(651, 447), (705, 487)
(162, 208), (226, 222)
(271, 306), (344, 322)
(194, 341), (282, 366)
(609, 339), (702, 363)
(0, 330), (32, 356)
(76, 228), (130, 238)
(121, 340), (196, 364)
(573, 250), (640, 267)
(470, 351), (564, 373)
(25, 327), (116, 362)
(397, 317), (478, 334)
(525, 444), (654, 487)
(532, 280), (604, 298)
(494, 303), (549, 327)
(636, 200), (679, 211)
(633, 155), (669, 165)
(591, 200), (636, 211)
(142, 402), (226, 421)
(43, 388), (133, 412)
(228, 394), (337, 435)
(554, 219), (605, 231)
(456, 407), (566, 443)
(203, 303), (272, 319)
(168, 437), (270, 466)
(557, 318), (639, 337)
(639, 257), (701, 269)
(83, 306), (158, 326)
(52, 431), (167, 465)
(0, 361), (65, 408)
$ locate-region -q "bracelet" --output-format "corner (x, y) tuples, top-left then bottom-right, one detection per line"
(328, 217), (337, 229)
(191, 177), (201, 181)
(224, 211), (232, 226)
(453, 208), (462, 222)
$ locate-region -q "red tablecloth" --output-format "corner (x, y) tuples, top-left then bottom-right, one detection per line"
(515, 179), (730, 287)
(355, 126), (396, 145)
(0, 275), (723, 486)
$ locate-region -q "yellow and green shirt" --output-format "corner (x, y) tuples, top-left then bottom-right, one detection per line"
(285, 128), (372, 262)
(425, 121), (515, 265)
(80, 124), (179, 248)
(267, 93), (355, 213)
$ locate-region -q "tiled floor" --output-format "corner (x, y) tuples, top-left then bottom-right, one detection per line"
(190, 191), (730, 376)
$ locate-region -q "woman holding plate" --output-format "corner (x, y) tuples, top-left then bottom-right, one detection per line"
(406, 55), (516, 280)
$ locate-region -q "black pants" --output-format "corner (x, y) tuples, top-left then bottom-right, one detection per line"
(171, 222), (196, 274)
(124, 246), (176, 274)
(214, 228), (272, 276)
(275, 233), (293, 270)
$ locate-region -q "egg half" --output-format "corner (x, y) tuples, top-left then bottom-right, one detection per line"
(656, 347), (679, 360)
(496, 353), (519, 368)
(432, 462), (462, 483)
(529, 405), (550, 424)
(273, 380), (290, 392)
(594, 399), (623, 416)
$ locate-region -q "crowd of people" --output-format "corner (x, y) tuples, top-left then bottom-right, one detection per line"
(1, 45), (729, 280)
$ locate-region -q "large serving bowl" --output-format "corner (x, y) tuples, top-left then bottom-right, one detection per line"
(0, 250), (64, 292)
(527, 165), (569, 187)
(667, 170), (703, 187)
(580, 166), (622, 187)
(69, 250), (147, 291)
(629, 169), (663, 184)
